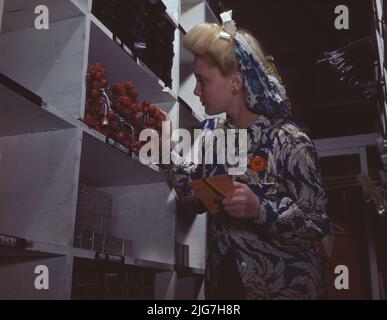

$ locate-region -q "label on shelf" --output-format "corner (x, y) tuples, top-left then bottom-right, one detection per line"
(95, 252), (125, 264)
(113, 35), (135, 58)
(0, 233), (32, 250)
(105, 137), (132, 156)
(0, 73), (42, 107)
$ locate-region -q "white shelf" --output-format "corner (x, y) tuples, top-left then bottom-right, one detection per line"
(0, 129), (81, 245)
(176, 272), (205, 299)
(0, 7), (87, 119)
(125, 257), (174, 272)
(176, 209), (206, 270)
(179, 100), (203, 131)
(73, 246), (175, 272)
(0, 241), (70, 257)
(178, 29), (206, 121)
(79, 131), (166, 187)
(89, 15), (177, 105)
(0, 72), (168, 184)
(180, 28), (194, 64)
(0, 74), (75, 137)
(204, 0), (219, 25)
(179, 70), (206, 121)
(176, 265), (205, 276)
(180, 0), (204, 33)
(28, 241), (71, 256)
(179, 27), (217, 122)
(0, 0), (4, 32)
(0, 255), (72, 300)
(73, 0), (91, 14)
(180, 0), (218, 33)
(162, 0), (180, 24)
(0, 0), (220, 300)
(100, 184), (176, 266)
(1, 0), (85, 32)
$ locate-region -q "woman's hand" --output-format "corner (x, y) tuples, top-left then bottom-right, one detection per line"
(222, 182), (261, 219)
(159, 110), (176, 150)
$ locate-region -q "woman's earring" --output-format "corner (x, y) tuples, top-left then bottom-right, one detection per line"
(231, 87), (238, 95)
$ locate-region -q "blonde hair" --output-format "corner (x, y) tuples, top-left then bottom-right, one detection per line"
(183, 23), (266, 76)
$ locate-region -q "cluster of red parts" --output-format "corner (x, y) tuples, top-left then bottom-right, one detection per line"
(84, 63), (166, 153)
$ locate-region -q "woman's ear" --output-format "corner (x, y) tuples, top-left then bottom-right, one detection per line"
(229, 71), (244, 92)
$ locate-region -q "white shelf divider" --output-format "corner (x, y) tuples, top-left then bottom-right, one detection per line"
(0, 0), (4, 32)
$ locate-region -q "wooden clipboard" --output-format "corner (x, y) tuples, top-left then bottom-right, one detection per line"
(189, 175), (236, 214)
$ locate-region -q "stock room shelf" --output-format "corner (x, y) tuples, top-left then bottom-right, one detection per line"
(180, 0), (218, 34)
(0, 72), (165, 182)
(0, 0), (214, 300)
(0, 73), (74, 137)
(175, 265), (205, 276)
(72, 247), (174, 272)
(0, 128), (81, 245)
(178, 29), (206, 122)
(162, 0), (179, 26)
(179, 96), (205, 123)
(0, 1), (87, 119)
(0, 241), (70, 258)
(1, 0), (85, 32)
(79, 130), (165, 187)
(89, 14), (177, 105)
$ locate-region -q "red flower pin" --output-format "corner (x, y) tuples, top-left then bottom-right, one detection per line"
(250, 156), (266, 172)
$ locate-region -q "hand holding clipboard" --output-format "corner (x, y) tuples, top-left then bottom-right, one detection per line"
(188, 175), (236, 214)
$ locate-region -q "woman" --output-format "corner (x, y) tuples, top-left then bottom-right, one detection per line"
(161, 12), (330, 300)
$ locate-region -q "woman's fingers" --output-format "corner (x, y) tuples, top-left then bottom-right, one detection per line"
(223, 196), (246, 210)
(159, 109), (170, 122)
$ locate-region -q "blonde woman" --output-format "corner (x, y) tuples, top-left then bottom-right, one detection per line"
(161, 12), (330, 300)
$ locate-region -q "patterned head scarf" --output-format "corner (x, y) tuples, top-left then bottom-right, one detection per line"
(219, 11), (291, 118)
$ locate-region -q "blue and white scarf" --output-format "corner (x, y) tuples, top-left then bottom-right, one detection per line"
(220, 11), (291, 118)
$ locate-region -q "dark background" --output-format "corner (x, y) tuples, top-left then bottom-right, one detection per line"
(208, 0), (378, 139)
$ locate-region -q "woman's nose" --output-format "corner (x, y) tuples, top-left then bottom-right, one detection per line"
(194, 82), (201, 97)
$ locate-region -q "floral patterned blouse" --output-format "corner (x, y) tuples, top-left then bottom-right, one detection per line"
(164, 114), (330, 300)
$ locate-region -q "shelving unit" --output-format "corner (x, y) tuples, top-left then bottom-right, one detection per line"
(0, 0), (87, 119)
(0, 0), (217, 300)
(88, 15), (177, 103)
(179, 1), (219, 122)
(0, 73), (74, 136)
